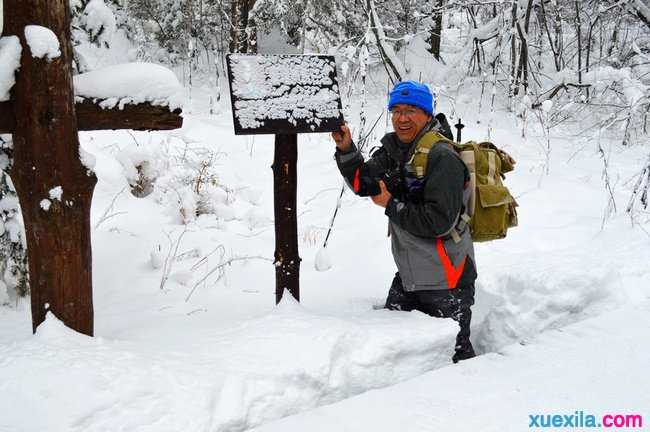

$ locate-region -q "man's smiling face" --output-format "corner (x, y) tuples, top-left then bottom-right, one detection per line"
(390, 104), (432, 143)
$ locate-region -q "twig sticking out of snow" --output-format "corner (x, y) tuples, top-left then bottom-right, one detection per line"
(94, 187), (127, 230)
(626, 153), (650, 218)
(185, 254), (272, 302)
(159, 227), (188, 291)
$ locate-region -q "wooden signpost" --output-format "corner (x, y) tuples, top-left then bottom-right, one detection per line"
(226, 54), (344, 303)
(0, 0), (182, 336)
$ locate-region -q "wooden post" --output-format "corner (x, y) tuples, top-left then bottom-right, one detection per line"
(272, 133), (300, 303)
(6, 0), (96, 335)
(226, 54), (343, 305)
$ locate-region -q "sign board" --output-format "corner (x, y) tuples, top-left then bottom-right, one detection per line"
(226, 54), (344, 135)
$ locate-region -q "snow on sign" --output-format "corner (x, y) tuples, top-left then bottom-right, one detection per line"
(226, 54), (344, 135)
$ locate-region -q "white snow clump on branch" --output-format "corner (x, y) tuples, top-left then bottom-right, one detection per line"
(583, 66), (649, 107)
(24, 25), (62, 61)
(0, 36), (22, 102)
(73, 63), (185, 110)
(49, 186), (63, 201)
(81, 0), (117, 45)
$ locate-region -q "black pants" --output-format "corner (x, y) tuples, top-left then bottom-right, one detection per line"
(385, 273), (475, 362)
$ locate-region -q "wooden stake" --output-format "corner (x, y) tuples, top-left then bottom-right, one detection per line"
(272, 134), (300, 303)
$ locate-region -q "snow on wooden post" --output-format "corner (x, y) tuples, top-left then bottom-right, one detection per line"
(226, 54), (344, 303)
(0, 0), (183, 336)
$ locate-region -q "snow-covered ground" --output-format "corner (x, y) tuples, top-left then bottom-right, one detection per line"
(1, 79), (649, 431)
(252, 301), (650, 432)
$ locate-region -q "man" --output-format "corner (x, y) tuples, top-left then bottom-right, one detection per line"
(331, 81), (477, 363)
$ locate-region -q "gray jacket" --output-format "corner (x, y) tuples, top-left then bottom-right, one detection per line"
(335, 121), (477, 291)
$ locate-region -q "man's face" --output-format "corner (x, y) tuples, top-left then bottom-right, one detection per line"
(390, 104), (432, 143)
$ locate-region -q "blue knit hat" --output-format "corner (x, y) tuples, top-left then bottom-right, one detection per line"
(388, 81), (434, 115)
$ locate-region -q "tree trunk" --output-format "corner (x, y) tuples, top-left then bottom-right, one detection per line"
(230, 0), (257, 53)
(554, 2), (564, 69)
(510, 0), (518, 97)
(272, 134), (300, 303)
(247, 15), (258, 54)
(575, 1), (582, 84)
(428, 0), (444, 60)
(539, 0), (561, 72)
(514, 0), (534, 95)
(6, 0), (96, 335)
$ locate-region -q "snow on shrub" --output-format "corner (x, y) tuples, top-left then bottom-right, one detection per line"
(81, 0), (117, 46)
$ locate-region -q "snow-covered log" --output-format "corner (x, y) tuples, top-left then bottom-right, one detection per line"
(1, 62), (184, 133)
(0, 100), (182, 133)
(74, 100), (182, 131)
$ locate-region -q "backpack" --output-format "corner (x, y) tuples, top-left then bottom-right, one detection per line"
(408, 131), (518, 242)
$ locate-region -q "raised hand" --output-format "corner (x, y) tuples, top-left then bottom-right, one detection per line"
(331, 124), (352, 152)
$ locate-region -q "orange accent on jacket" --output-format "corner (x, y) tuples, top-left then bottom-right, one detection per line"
(352, 168), (361, 193)
(435, 238), (467, 289)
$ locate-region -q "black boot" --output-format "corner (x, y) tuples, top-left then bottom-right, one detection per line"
(452, 340), (476, 363)
(416, 284), (477, 363)
(451, 288), (476, 363)
(452, 349), (476, 363)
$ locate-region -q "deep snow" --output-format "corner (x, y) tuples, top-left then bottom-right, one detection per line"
(252, 301), (650, 432)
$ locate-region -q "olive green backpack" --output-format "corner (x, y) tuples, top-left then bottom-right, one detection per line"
(408, 132), (518, 242)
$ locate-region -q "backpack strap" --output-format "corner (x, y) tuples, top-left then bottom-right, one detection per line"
(408, 131), (456, 179)
(409, 132), (475, 244)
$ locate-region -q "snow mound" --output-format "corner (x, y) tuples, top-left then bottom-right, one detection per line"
(73, 62), (185, 110)
(314, 247), (333, 271)
(34, 311), (90, 344)
(0, 36), (22, 102)
(250, 302), (650, 432)
(24, 25), (61, 61)
(0, 305), (458, 431)
(474, 268), (620, 353)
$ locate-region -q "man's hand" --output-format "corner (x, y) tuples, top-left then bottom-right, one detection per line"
(331, 124), (352, 152)
(371, 180), (392, 208)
